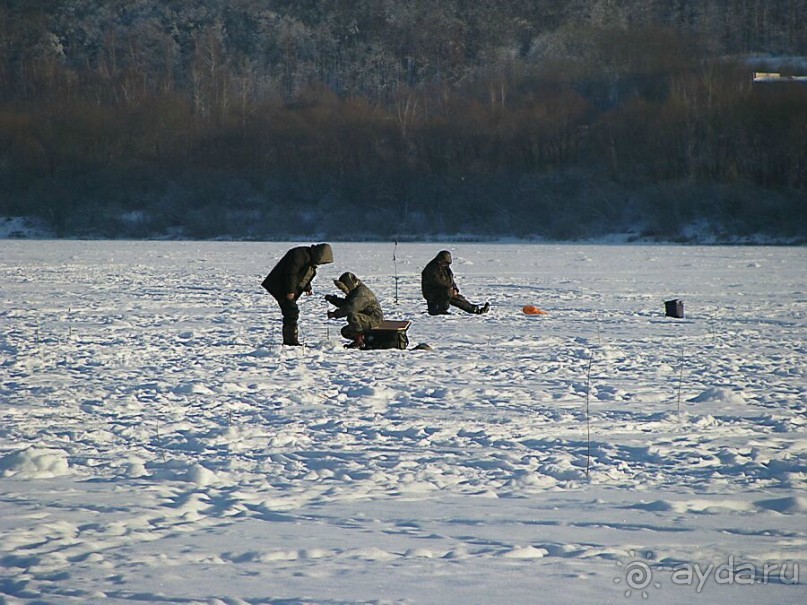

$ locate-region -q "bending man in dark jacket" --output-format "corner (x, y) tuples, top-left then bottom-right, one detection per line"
(421, 250), (490, 316)
(325, 272), (384, 349)
(262, 243), (333, 345)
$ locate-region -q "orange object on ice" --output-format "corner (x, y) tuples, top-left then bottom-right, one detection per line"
(522, 305), (547, 315)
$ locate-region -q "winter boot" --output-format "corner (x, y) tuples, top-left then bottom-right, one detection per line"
(476, 302), (490, 314)
(282, 324), (301, 346)
(345, 332), (366, 349)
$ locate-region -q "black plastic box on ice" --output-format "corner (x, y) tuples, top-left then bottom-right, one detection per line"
(665, 299), (684, 318)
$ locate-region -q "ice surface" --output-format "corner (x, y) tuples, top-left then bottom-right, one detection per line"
(0, 241), (804, 604)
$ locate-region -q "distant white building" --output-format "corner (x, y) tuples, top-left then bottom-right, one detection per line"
(753, 71), (807, 83)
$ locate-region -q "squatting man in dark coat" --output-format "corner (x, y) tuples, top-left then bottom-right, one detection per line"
(325, 272), (384, 349)
(261, 243), (333, 345)
(421, 250), (489, 316)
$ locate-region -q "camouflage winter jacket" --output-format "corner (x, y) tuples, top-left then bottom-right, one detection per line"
(327, 272), (384, 324)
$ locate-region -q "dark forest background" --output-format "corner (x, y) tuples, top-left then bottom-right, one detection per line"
(1, 0), (806, 241)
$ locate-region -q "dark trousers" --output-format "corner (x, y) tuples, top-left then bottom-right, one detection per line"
(278, 297), (300, 327)
(427, 294), (476, 315)
(340, 311), (382, 338)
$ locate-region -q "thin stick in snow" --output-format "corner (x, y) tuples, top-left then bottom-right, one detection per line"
(34, 311), (40, 353)
(155, 420), (167, 464)
(586, 351), (593, 476)
(393, 240), (399, 304)
(678, 347), (685, 409)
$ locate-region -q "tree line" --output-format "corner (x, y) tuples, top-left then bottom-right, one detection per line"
(1, 0), (805, 240)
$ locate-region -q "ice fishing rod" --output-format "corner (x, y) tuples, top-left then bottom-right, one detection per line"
(393, 240), (399, 304)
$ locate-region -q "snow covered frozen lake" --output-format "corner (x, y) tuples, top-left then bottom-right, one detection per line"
(1, 240), (805, 604)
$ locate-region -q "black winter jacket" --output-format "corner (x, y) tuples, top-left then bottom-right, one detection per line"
(421, 252), (457, 302)
(262, 243), (333, 300)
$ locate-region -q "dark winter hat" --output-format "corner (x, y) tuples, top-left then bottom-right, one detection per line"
(334, 271), (360, 293)
(311, 243), (334, 265)
(436, 250), (452, 264)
